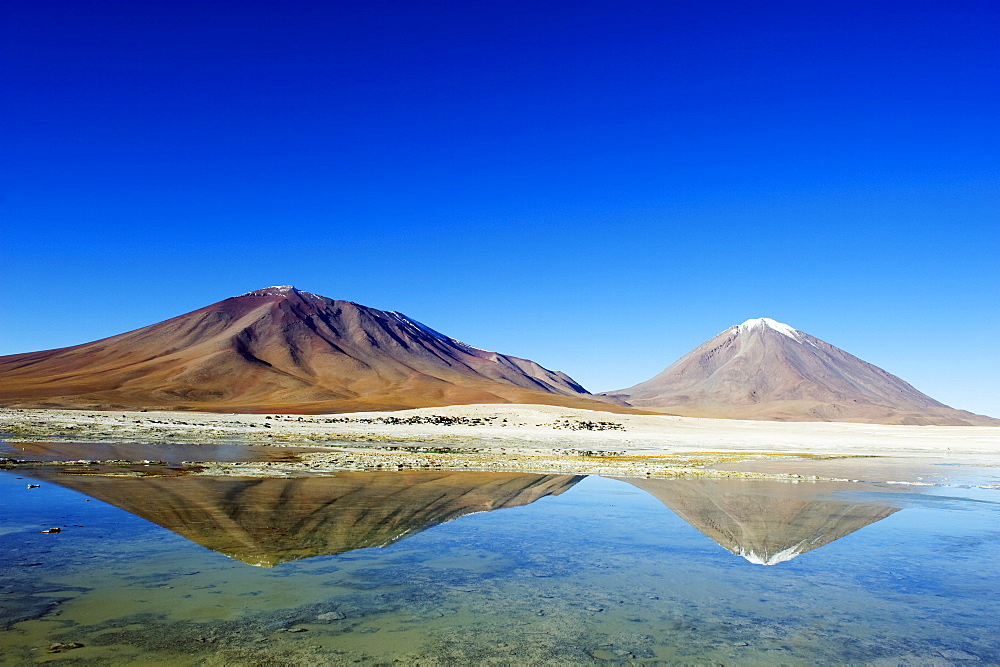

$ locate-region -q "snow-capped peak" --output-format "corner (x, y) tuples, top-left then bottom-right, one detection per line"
(737, 543), (804, 565)
(737, 317), (801, 341)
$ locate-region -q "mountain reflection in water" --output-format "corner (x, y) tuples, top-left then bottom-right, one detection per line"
(21, 469), (901, 568)
(621, 477), (900, 565)
(20, 470), (584, 567)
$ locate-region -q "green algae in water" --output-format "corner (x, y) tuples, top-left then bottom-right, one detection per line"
(1, 468), (999, 664)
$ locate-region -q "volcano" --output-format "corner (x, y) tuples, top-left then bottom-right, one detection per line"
(0, 285), (614, 413)
(601, 317), (997, 425)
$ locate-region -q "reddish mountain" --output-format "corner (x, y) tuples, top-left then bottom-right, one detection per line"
(0, 286), (618, 413)
(601, 317), (998, 425)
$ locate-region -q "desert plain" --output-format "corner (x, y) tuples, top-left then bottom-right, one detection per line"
(3, 404), (998, 485)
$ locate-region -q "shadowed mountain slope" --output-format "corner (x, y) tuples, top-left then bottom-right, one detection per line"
(0, 286), (625, 413)
(601, 318), (997, 425)
(621, 477), (900, 565)
(20, 469), (583, 566)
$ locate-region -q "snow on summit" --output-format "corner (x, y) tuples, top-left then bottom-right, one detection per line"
(238, 285), (326, 301)
(240, 285), (299, 297)
(737, 317), (801, 341)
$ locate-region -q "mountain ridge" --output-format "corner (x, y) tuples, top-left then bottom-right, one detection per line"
(0, 285), (628, 414)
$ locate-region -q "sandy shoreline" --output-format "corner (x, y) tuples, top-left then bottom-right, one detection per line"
(3, 404), (999, 482)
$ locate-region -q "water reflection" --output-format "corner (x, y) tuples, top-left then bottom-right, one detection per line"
(17, 469), (583, 566)
(621, 477), (900, 565)
(17, 468), (903, 568)
(3, 469), (996, 663)
(0, 440), (322, 464)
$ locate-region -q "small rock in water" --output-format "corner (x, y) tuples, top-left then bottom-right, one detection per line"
(317, 611), (346, 621)
(48, 642), (84, 653)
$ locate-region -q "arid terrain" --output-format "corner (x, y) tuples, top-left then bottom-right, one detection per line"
(4, 404), (998, 482)
(4, 289), (994, 429)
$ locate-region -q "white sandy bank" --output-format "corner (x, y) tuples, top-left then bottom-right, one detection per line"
(2, 404), (998, 457)
(332, 404), (1000, 456)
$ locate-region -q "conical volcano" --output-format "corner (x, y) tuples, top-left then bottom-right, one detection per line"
(601, 318), (997, 425)
(0, 286), (617, 413)
(620, 477), (900, 565)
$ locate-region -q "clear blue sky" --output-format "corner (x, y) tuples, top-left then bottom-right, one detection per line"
(2, 1), (998, 417)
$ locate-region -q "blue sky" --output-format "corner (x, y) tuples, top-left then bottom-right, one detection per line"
(2, 1), (998, 417)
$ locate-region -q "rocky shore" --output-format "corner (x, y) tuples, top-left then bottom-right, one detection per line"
(186, 448), (839, 481)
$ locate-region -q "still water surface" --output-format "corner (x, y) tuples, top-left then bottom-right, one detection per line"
(1, 455), (998, 664)
(0, 440), (323, 464)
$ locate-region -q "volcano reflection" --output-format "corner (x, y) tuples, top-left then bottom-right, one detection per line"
(23, 470), (583, 566)
(22, 468), (900, 568)
(621, 478), (900, 565)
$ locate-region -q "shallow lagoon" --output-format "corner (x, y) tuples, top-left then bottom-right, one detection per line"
(1, 457), (998, 664)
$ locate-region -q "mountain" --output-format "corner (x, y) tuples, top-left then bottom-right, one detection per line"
(0, 285), (620, 413)
(600, 317), (998, 425)
(18, 469), (583, 566)
(619, 477), (900, 565)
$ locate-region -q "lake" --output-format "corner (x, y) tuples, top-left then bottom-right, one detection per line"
(1, 451), (998, 664)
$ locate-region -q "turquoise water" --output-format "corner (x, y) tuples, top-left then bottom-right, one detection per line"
(1, 464), (998, 664)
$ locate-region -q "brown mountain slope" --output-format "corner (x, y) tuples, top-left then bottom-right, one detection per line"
(0, 285), (628, 414)
(19, 469), (583, 566)
(601, 318), (998, 425)
(621, 477), (900, 565)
